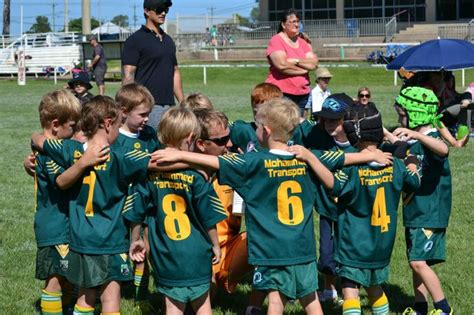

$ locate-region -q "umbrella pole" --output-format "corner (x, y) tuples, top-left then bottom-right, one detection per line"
(462, 69), (465, 87)
(394, 71), (397, 86)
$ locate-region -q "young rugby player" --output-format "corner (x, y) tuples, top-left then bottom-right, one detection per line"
(230, 82), (315, 153)
(114, 83), (159, 301)
(393, 87), (453, 315)
(32, 90), (81, 315)
(180, 92), (214, 110)
(128, 107), (227, 315)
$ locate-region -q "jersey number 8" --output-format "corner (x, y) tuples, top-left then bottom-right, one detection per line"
(163, 194), (191, 241)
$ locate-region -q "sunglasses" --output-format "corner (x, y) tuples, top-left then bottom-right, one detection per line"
(205, 134), (231, 146)
(151, 6), (169, 14)
(358, 93), (370, 98)
(319, 77), (331, 81)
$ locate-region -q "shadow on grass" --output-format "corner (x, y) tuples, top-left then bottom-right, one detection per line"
(384, 283), (413, 313)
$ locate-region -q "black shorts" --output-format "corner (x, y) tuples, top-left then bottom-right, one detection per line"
(93, 67), (107, 85)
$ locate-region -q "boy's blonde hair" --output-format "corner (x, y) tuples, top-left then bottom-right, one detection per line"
(255, 98), (300, 142)
(158, 107), (201, 147)
(251, 82), (283, 107)
(39, 89), (81, 128)
(81, 95), (122, 137)
(193, 109), (229, 140)
(115, 83), (154, 112)
(180, 92), (214, 110)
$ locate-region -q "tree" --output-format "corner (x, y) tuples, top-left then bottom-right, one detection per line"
(3, 0), (10, 35)
(28, 16), (52, 33)
(250, 6), (260, 23)
(111, 15), (129, 27)
(67, 17), (100, 32)
(225, 14), (250, 25)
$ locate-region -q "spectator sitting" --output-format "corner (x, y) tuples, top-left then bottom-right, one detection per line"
(354, 87), (377, 110)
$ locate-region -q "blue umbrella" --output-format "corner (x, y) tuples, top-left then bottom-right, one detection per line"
(386, 39), (474, 71)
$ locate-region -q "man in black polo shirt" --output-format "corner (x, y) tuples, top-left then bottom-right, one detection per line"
(122, 0), (184, 129)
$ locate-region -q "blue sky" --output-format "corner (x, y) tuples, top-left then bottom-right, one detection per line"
(8, 1), (258, 35)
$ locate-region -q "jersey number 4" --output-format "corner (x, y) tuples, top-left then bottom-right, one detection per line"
(371, 187), (390, 233)
(163, 194), (191, 241)
(277, 181), (304, 225)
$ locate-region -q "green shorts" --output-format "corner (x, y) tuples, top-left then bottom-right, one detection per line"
(252, 261), (318, 300)
(405, 228), (446, 265)
(157, 283), (210, 304)
(67, 251), (133, 288)
(337, 265), (389, 288)
(35, 244), (72, 280)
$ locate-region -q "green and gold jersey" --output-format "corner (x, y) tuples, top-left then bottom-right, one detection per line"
(311, 139), (356, 220)
(113, 126), (161, 221)
(403, 130), (451, 228)
(229, 119), (314, 153)
(113, 125), (160, 153)
(34, 151), (70, 247)
(131, 169), (227, 286)
(332, 159), (420, 268)
(43, 139), (150, 254)
(302, 123), (335, 150)
(218, 150), (320, 266)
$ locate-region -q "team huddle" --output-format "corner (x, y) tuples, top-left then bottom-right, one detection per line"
(27, 81), (455, 315)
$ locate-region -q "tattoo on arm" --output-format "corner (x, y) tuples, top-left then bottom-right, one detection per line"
(122, 66), (136, 85)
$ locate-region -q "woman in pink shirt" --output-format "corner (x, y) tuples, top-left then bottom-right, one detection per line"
(266, 9), (318, 117)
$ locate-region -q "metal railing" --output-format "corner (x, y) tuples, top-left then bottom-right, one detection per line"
(469, 19), (474, 41)
(171, 17), (391, 50)
(385, 17), (397, 42)
(438, 24), (470, 40)
(1, 32), (81, 50)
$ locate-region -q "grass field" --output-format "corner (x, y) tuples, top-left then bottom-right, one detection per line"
(0, 65), (473, 314)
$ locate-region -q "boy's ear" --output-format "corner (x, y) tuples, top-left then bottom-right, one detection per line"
(195, 138), (206, 152)
(103, 118), (113, 132)
(263, 125), (272, 137)
(51, 118), (60, 133)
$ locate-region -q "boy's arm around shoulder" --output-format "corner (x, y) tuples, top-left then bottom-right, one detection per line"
(394, 127), (448, 158)
(31, 132), (47, 152)
(288, 145), (334, 190)
(401, 155), (422, 192)
(56, 145), (110, 190)
(149, 147), (220, 170)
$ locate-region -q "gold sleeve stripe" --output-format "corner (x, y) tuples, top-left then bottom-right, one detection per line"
(47, 139), (63, 150)
(46, 164), (62, 174)
(221, 154), (245, 165)
(209, 196), (226, 210)
(321, 150), (342, 162)
(335, 170), (348, 181)
(125, 150), (149, 161)
(210, 203), (229, 217)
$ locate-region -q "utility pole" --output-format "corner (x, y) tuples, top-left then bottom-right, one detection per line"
(64, 0), (69, 32)
(133, 4), (137, 30)
(209, 7), (215, 27)
(52, 1), (56, 32)
(82, 0), (91, 35)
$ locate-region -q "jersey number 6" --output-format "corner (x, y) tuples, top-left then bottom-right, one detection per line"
(277, 181), (304, 225)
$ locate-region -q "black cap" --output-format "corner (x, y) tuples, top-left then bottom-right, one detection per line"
(144, 0), (172, 9)
(68, 71), (93, 90)
(317, 93), (353, 119)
